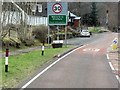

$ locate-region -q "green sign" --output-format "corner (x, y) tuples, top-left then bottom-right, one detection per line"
(48, 15), (67, 25)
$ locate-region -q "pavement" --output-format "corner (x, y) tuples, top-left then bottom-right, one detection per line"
(0, 46), (42, 58)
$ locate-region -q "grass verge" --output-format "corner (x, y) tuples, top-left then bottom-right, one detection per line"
(89, 27), (102, 33)
(0, 58), (2, 89)
(1, 45), (74, 88)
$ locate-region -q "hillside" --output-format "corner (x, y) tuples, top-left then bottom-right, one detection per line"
(68, 2), (119, 30)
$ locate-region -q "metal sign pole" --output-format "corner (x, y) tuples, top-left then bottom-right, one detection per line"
(57, 26), (59, 40)
(48, 25), (50, 48)
(65, 26), (67, 47)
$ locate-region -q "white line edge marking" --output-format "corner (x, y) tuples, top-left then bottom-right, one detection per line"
(106, 54), (115, 71)
(116, 75), (120, 83)
(106, 54), (120, 83)
(21, 45), (87, 89)
(109, 62), (115, 71)
(106, 54), (109, 60)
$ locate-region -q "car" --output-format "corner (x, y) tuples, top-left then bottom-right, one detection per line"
(80, 29), (90, 37)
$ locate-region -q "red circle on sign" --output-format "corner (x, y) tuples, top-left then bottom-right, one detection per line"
(52, 3), (62, 14)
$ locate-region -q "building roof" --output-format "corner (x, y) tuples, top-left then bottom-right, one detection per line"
(74, 17), (81, 20)
(68, 11), (81, 20)
(68, 11), (77, 17)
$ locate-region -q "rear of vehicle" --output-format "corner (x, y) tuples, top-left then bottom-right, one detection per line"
(80, 29), (90, 37)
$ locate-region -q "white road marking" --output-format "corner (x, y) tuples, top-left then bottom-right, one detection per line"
(106, 54), (115, 70)
(115, 69), (119, 70)
(109, 62), (115, 71)
(94, 49), (100, 52)
(106, 54), (109, 60)
(116, 75), (120, 83)
(106, 53), (120, 83)
(21, 45), (87, 89)
(83, 48), (100, 52)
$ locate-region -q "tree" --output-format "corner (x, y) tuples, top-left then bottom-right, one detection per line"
(81, 13), (91, 26)
(89, 2), (99, 26)
(81, 2), (99, 26)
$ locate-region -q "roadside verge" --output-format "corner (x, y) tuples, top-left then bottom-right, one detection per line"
(1, 45), (75, 88)
(20, 44), (86, 89)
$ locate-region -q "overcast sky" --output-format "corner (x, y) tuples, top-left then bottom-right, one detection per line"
(0, 0), (119, 2)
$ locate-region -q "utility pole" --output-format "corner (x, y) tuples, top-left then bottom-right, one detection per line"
(106, 10), (109, 30)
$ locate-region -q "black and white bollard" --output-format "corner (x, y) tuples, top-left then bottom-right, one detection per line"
(5, 48), (9, 72)
(42, 45), (44, 56)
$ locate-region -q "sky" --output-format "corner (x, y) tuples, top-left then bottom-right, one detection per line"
(0, 0), (119, 2)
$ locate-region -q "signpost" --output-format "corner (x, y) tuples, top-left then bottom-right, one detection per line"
(49, 15), (67, 25)
(47, 2), (68, 47)
(47, 2), (68, 26)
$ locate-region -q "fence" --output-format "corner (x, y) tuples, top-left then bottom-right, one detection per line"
(1, 11), (48, 26)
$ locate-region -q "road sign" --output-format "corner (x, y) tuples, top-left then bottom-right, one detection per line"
(47, 2), (68, 25)
(52, 3), (62, 14)
(49, 15), (67, 25)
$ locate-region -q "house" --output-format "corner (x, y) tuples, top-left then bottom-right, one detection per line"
(68, 11), (81, 29)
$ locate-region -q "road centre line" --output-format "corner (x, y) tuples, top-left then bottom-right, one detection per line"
(21, 44), (88, 89)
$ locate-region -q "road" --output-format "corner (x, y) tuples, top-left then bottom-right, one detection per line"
(22, 32), (119, 88)
(63, 32), (103, 45)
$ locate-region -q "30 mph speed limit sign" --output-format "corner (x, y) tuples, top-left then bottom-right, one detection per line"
(47, 2), (68, 25)
(52, 3), (62, 14)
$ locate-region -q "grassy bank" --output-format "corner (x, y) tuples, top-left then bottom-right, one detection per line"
(89, 27), (101, 33)
(1, 45), (74, 88)
(88, 27), (108, 33)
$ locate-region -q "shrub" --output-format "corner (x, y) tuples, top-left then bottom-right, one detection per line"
(2, 37), (21, 48)
(32, 25), (48, 44)
(24, 39), (34, 46)
(89, 27), (101, 33)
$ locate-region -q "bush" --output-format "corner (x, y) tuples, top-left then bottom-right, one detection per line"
(2, 37), (21, 48)
(54, 32), (73, 40)
(32, 25), (48, 43)
(22, 39), (34, 46)
(89, 27), (101, 33)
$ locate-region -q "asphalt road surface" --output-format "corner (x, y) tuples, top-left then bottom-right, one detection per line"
(22, 32), (119, 88)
